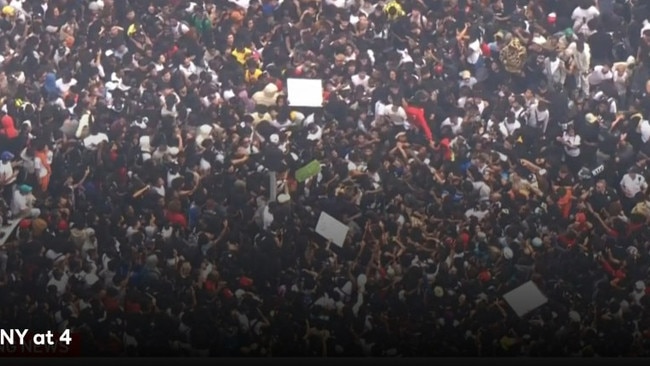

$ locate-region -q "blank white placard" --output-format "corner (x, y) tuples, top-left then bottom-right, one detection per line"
(228, 0), (250, 8)
(315, 211), (349, 247)
(287, 78), (323, 108)
(503, 281), (548, 318)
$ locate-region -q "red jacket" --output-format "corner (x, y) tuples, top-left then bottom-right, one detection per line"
(404, 105), (433, 141)
(0, 115), (18, 139)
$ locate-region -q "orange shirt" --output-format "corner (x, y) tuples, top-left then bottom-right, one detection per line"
(557, 188), (573, 218)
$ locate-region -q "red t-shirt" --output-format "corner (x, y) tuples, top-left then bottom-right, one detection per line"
(103, 296), (120, 312)
(125, 300), (141, 314)
(166, 211), (187, 228)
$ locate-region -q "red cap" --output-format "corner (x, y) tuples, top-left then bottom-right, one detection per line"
(57, 220), (69, 231)
(575, 212), (587, 224)
(434, 64), (444, 75)
(239, 276), (253, 287)
(222, 288), (234, 299)
(19, 219), (31, 229)
(478, 270), (492, 282)
(204, 280), (216, 292)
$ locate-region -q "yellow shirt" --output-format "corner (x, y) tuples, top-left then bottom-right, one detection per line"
(232, 48), (252, 65)
(245, 68), (262, 83)
(250, 112), (272, 126)
(384, 0), (405, 20)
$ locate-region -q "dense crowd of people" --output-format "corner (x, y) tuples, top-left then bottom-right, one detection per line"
(2, 0), (650, 357)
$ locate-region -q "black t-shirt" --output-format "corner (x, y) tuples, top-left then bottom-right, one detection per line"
(554, 173), (575, 187)
(628, 19), (643, 53)
(333, 22), (354, 37)
(639, 39), (650, 65)
(263, 145), (285, 172)
(390, 17), (410, 39)
(580, 122), (600, 145)
(588, 31), (613, 63)
(502, 0), (518, 14)
(368, 10), (386, 28)
(640, 139), (650, 158)
(589, 188), (618, 212)
(0, 18), (12, 32)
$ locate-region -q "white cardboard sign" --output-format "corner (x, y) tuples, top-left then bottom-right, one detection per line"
(315, 211), (349, 247)
(287, 78), (323, 108)
(503, 280), (548, 318)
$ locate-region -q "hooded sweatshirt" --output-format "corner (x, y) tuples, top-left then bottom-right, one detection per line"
(0, 115), (18, 139)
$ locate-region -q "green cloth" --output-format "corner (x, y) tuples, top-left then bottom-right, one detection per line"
(295, 160), (321, 183)
(192, 15), (211, 34)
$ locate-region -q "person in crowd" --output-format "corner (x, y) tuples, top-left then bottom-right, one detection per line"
(1, 0), (650, 358)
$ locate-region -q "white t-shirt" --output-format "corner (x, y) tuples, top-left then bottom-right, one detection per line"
(11, 189), (33, 215)
(262, 205), (274, 230)
(199, 158), (211, 172)
(384, 105), (408, 126)
(511, 106), (526, 120)
(271, 119), (293, 131)
(20, 149), (35, 174)
(167, 171), (181, 188)
(152, 185), (165, 197)
(458, 77), (477, 89)
(47, 272), (70, 296)
(640, 119), (650, 143)
(588, 65), (613, 86)
(467, 40), (482, 65)
(613, 68), (629, 95)
(621, 173), (647, 198)
(374, 101), (387, 117)
(571, 6), (600, 24)
(465, 208), (488, 220)
(83, 133), (109, 150)
(55, 78), (78, 94)
(562, 133), (581, 157)
(499, 120), (521, 137)
(325, 0), (354, 8)
(351, 74), (370, 90)
(0, 161), (14, 185)
(34, 157), (49, 178)
(475, 100), (487, 114)
(172, 22), (190, 38)
(457, 97), (468, 109)
(347, 160), (358, 172)
(179, 62), (198, 78)
(528, 106), (550, 131)
(441, 117), (463, 135)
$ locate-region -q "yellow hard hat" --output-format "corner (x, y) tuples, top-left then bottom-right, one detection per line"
(2, 6), (15, 17)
